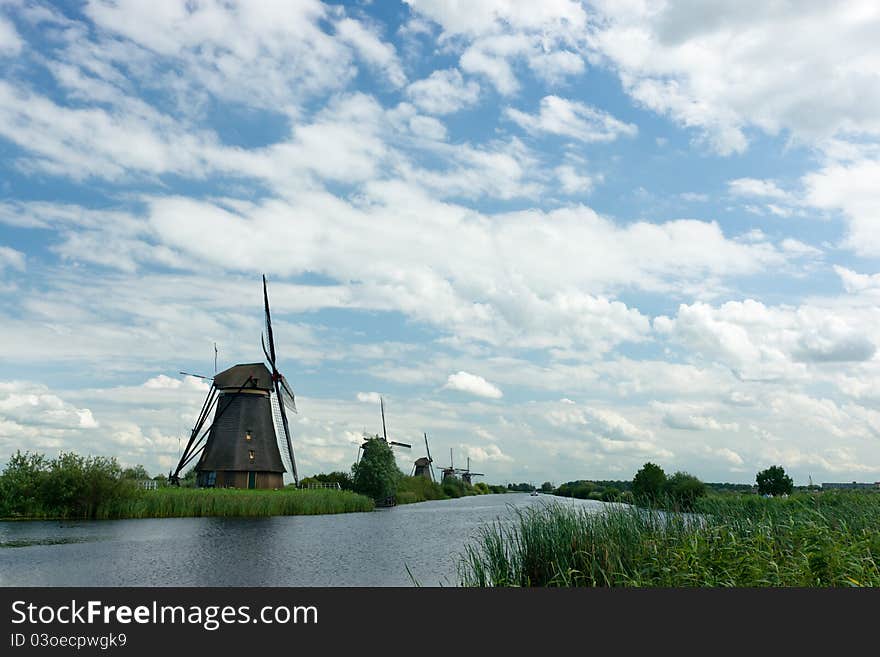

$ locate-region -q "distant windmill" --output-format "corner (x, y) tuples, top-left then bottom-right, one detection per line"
(459, 457), (484, 485)
(169, 275), (299, 489)
(438, 448), (465, 482)
(411, 433), (435, 481)
(357, 397), (411, 462)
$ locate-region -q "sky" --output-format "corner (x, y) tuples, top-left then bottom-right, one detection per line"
(1, 0), (879, 486)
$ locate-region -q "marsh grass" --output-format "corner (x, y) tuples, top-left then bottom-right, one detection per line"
(458, 493), (880, 587)
(94, 487), (374, 519)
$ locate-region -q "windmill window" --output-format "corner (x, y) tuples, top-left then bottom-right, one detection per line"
(248, 450), (255, 462)
(245, 431), (252, 442)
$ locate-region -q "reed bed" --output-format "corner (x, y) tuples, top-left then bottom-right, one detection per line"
(457, 493), (880, 587)
(94, 487), (374, 519)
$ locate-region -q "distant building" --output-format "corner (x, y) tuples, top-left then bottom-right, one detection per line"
(821, 482), (880, 490)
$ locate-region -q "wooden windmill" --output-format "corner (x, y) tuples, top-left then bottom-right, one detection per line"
(411, 433), (435, 481)
(459, 457), (484, 485)
(356, 397), (411, 462)
(170, 275), (299, 489)
(438, 448), (465, 482)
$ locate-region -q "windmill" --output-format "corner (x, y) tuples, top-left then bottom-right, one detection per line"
(459, 457), (484, 485)
(411, 433), (435, 481)
(169, 275), (299, 489)
(357, 397), (411, 462)
(438, 448), (465, 482)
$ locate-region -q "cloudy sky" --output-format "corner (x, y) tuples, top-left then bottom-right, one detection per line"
(1, 1), (879, 486)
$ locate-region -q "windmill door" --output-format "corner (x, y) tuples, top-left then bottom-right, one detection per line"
(247, 472), (256, 489)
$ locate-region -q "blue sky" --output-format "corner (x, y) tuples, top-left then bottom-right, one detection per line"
(1, 0), (879, 485)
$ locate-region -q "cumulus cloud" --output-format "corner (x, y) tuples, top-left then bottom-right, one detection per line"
(443, 372), (503, 399)
(406, 68), (480, 114)
(588, 1), (880, 153)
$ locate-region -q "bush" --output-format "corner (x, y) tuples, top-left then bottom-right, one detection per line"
(0, 450), (134, 519)
(397, 475), (445, 503)
(663, 471), (707, 510)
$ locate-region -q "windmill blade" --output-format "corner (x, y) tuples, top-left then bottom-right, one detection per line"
(424, 433), (432, 462)
(389, 441), (411, 449)
(274, 378), (298, 485)
(262, 274), (277, 366)
(279, 375), (297, 413)
(179, 371), (213, 380)
(380, 397), (387, 441)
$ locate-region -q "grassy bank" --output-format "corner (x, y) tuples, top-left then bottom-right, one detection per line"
(94, 487), (374, 519)
(4, 487), (374, 520)
(457, 492), (880, 587)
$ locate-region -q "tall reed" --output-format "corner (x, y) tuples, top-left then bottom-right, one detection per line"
(458, 493), (880, 587)
(94, 487), (374, 519)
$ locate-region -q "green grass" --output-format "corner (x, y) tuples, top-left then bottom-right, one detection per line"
(457, 492), (880, 587)
(93, 487), (374, 519)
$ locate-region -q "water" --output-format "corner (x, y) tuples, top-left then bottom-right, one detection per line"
(0, 494), (602, 586)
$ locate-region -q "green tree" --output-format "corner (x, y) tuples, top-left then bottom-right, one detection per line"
(756, 465), (793, 496)
(632, 462), (667, 503)
(122, 465), (150, 480)
(0, 451), (48, 516)
(351, 436), (401, 501)
(663, 471), (706, 510)
(540, 481), (554, 492)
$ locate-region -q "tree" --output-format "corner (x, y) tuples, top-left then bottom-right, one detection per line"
(351, 436), (401, 501)
(632, 462), (667, 503)
(540, 481), (554, 492)
(122, 465), (150, 480)
(756, 465), (793, 496)
(663, 471), (706, 510)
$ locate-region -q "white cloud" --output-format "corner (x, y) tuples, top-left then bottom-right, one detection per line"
(0, 382), (99, 430)
(0, 245), (25, 271)
(803, 158), (880, 256)
(406, 68), (480, 114)
(356, 392), (382, 404)
(443, 372), (503, 399)
(506, 95), (637, 143)
(555, 164), (598, 195)
(656, 298), (879, 383)
(589, 1), (880, 154)
(728, 178), (791, 201)
(0, 14), (22, 56)
(335, 17), (406, 88)
(459, 443), (512, 463)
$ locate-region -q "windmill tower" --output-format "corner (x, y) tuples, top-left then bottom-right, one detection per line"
(459, 457), (484, 485)
(412, 433), (435, 481)
(357, 397), (411, 462)
(170, 275), (299, 489)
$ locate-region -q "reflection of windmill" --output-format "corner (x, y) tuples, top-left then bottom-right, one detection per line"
(460, 457), (484, 485)
(411, 433), (435, 481)
(169, 275), (299, 489)
(357, 397), (411, 462)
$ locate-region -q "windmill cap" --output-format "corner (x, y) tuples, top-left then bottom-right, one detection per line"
(213, 363), (274, 391)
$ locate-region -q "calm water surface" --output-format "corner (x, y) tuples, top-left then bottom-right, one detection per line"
(0, 494), (602, 586)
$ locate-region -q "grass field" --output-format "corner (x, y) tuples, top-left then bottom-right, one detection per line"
(457, 492), (880, 587)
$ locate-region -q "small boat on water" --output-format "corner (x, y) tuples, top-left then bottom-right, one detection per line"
(530, 490), (539, 496)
